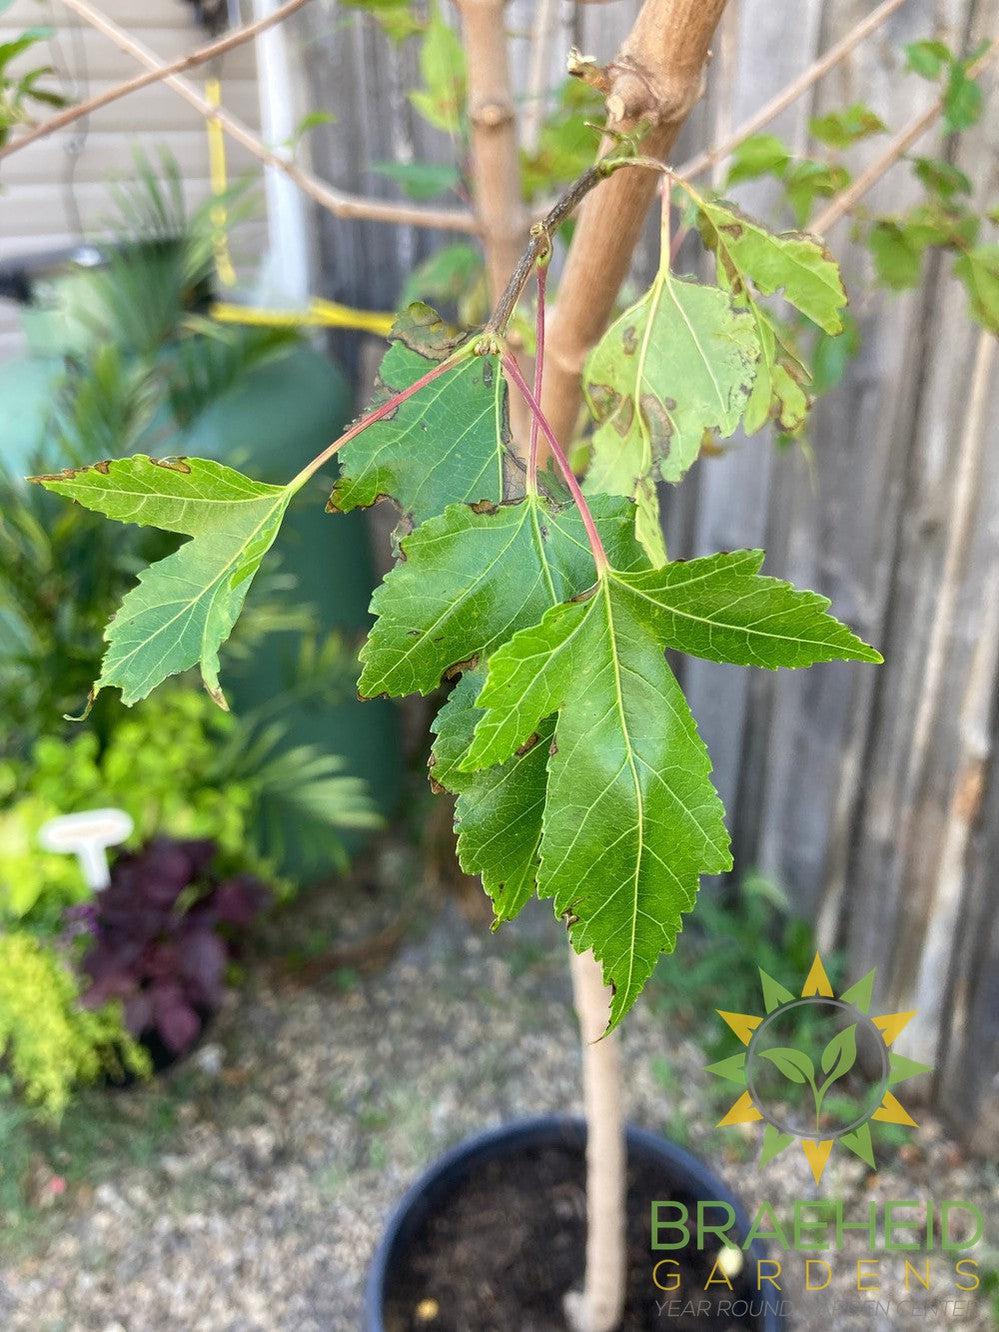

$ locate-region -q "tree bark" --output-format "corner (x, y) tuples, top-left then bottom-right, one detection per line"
(455, 0), (531, 442)
(455, 0), (530, 303)
(546, 5), (729, 1327)
(565, 949), (626, 1332)
(541, 0), (730, 452)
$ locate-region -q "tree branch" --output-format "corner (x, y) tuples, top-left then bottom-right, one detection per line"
(676, 0), (909, 181)
(455, 0), (529, 301)
(540, 0), (730, 455)
(51, 0), (478, 234)
(0, 0), (310, 163)
(456, 0), (532, 443)
(811, 42), (996, 233)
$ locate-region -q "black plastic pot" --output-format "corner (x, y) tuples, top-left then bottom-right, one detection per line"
(365, 1115), (785, 1332)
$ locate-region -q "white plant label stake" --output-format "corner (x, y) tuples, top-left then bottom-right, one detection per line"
(38, 808), (134, 891)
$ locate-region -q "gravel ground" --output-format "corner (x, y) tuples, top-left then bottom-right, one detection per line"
(1, 878), (995, 1332)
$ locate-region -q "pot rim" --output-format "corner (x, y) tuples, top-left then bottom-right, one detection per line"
(364, 1113), (783, 1332)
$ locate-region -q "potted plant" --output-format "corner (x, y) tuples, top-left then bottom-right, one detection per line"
(13, 0), (994, 1325)
(31, 153), (873, 1324)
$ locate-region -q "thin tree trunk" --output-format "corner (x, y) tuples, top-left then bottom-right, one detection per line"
(565, 949), (626, 1332)
(541, 0), (731, 451)
(545, 5), (729, 1328)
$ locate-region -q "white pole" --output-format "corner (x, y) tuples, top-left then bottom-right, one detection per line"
(252, 0), (313, 303)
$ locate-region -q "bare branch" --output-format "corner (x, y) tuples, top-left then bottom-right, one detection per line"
(677, 0), (909, 180)
(0, 0), (310, 163)
(456, 0), (531, 439)
(811, 41), (996, 233)
(53, 0), (478, 234)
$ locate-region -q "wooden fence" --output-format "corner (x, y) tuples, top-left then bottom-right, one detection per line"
(289, 0), (998, 1150)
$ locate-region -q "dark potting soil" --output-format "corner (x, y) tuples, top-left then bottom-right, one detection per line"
(382, 1142), (765, 1331)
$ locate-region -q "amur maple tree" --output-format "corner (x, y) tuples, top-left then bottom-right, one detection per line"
(36, 155), (881, 1029)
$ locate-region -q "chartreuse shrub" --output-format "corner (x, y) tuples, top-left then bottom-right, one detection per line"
(0, 932), (147, 1118)
(0, 683), (378, 928)
(34, 151), (885, 1028)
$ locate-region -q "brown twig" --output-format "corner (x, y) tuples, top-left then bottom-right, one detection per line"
(0, 0), (310, 162)
(676, 0), (910, 180)
(811, 42), (997, 233)
(52, 0), (478, 234)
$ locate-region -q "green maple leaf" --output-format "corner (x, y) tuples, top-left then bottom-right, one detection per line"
(461, 573), (731, 1026)
(430, 669), (552, 925)
(328, 303), (512, 525)
(34, 456), (292, 707)
(610, 549), (882, 670)
(459, 553), (880, 1022)
(582, 268), (759, 542)
(697, 195), (847, 334)
(358, 492), (646, 698)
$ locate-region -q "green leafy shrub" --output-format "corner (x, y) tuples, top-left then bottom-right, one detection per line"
(0, 932), (147, 1118)
(0, 683), (378, 926)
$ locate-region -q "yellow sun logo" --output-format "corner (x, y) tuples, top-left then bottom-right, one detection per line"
(708, 953), (930, 1184)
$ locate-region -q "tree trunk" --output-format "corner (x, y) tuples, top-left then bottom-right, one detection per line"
(546, 3), (729, 1328)
(564, 949), (627, 1332)
(541, 0), (731, 451)
(460, 3), (729, 1327)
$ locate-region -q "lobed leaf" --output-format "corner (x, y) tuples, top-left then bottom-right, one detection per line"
(808, 103), (887, 149)
(465, 576), (731, 1026)
(697, 196), (847, 334)
(358, 492), (646, 698)
(611, 550), (882, 670)
(328, 303), (512, 526)
(430, 670), (551, 926)
(742, 307), (809, 436)
(725, 133), (791, 186)
(34, 456), (292, 707)
(583, 270), (759, 539)
(461, 548), (881, 1021)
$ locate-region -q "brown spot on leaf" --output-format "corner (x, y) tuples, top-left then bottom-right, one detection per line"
(622, 325), (638, 355)
(150, 456), (191, 473)
(516, 733), (541, 757)
(444, 655), (479, 681)
(206, 683), (230, 712)
(610, 397), (634, 440)
(30, 458), (113, 482)
(587, 382), (620, 424)
(470, 499), (498, 515)
(641, 393), (673, 449)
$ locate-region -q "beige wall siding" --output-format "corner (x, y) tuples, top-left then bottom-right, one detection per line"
(0, 0), (263, 361)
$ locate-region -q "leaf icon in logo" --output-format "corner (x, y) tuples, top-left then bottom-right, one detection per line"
(759, 1047), (815, 1086)
(821, 1023), (858, 1084)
